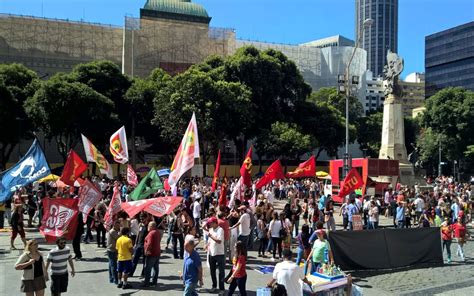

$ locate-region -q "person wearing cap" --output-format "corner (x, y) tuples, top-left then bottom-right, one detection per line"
(192, 190), (202, 238)
(267, 249), (312, 296)
(395, 201), (406, 228)
(205, 216), (226, 292)
(230, 205), (251, 248)
(306, 229), (333, 275)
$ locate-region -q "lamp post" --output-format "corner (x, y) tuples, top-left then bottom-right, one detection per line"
(340, 18), (373, 178)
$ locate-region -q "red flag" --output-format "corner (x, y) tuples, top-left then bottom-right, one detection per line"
(60, 149), (88, 186)
(218, 168), (228, 207)
(78, 180), (103, 223)
(164, 178), (171, 192)
(40, 198), (79, 242)
(286, 156), (316, 178)
(121, 199), (151, 218)
(256, 160), (285, 190)
(127, 165), (138, 186)
(338, 168), (364, 198)
(211, 150), (221, 192)
(240, 147), (253, 187)
(144, 196), (183, 217)
(104, 185), (122, 230)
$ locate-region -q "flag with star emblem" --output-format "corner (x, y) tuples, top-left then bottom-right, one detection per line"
(60, 149), (87, 186)
(109, 126), (129, 164)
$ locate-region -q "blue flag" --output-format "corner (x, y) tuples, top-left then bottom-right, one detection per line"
(0, 139), (51, 202)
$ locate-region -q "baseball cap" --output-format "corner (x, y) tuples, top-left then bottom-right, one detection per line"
(207, 217), (218, 226)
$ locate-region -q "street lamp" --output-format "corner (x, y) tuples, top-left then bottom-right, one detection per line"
(340, 18), (373, 178)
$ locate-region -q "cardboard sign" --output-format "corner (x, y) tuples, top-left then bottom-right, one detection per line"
(352, 214), (363, 231)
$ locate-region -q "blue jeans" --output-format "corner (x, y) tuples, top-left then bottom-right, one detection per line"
(131, 246), (144, 276)
(266, 237), (273, 252)
(397, 220), (405, 228)
(144, 256), (160, 285)
(227, 275), (247, 296)
(107, 251), (118, 284)
(296, 247), (304, 265)
(184, 282), (198, 296)
(368, 221), (378, 229)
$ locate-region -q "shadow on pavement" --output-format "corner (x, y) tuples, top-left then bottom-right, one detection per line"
(76, 268), (109, 274)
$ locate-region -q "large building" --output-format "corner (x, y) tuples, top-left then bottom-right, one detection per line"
(425, 21), (474, 98)
(355, 0), (398, 77)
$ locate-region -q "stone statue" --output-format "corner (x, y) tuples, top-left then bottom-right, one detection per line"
(383, 50), (404, 97)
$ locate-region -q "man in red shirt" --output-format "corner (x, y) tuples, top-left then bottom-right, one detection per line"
(217, 212), (231, 262)
(143, 221), (162, 287)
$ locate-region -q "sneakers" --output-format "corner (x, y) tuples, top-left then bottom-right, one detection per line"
(271, 257), (276, 262)
(117, 282), (123, 288)
(447, 258), (451, 264)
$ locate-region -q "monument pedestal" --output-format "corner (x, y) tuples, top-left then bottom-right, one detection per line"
(379, 94), (415, 186)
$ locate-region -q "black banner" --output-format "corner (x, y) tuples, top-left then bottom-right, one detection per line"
(328, 228), (443, 270)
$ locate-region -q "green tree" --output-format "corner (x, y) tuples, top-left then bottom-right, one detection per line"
(356, 111), (383, 157)
(153, 68), (252, 175)
(0, 64), (39, 169)
(25, 76), (118, 160)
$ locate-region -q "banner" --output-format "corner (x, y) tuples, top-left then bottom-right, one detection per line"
(338, 168), (364, 198)
(109, 126), (129, 164)
(168, 113), (200, 186)
(60, 149), (87, 186)
(129, 167), (163, 200)
(40, 198), (79, 242)
(286, 156), (316, 178)
(144, 196), (183, 217)
(211, 150), (221, 192)
(218, 168), (228, 207)
(240, 147), (253, 188)
(127, 164), (138, 186)
(104, 185), (122, 230)
(81, 134), (113, 179)
(0, 139), (51, 202)
(78, 179), (103, 223)
(121, 199), (151, 218)
(256, 159), (285, 190)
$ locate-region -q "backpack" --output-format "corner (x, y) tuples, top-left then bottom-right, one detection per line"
(279, 220), (287, 238)
(271, 283), (288, 296)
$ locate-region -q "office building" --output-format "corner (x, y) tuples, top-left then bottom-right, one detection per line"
(425, 21), (474, 98)
(356, 0), (398, 77)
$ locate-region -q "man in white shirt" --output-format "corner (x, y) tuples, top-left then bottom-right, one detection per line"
(267, 249), (311, 296)
(413, 195), (425, 223)
(230, 205), (251, 247)
(264, 187), (274, 204)
(192, 195), (201, 237)
(206, 217), (225, 292)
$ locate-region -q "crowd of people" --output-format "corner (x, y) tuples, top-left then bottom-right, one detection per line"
(3, 173), (474, 295)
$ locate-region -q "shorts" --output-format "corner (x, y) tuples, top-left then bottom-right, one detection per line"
(21, 276), (47, 293)
(12, 228), (25, 239)
(117, 260), (133, 274)
(51, 273), (68, 295)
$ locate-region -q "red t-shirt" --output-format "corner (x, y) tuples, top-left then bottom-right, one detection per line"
(232, 255), (247, 278)
(453, 223), (466, 239)
(218, 218), (230, 241)
(440, 225), (452, 241)
(144, 230), (162, 257)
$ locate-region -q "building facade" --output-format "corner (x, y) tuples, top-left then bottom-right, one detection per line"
(425, 21), (474, 98)
(355, 0), (398, 77)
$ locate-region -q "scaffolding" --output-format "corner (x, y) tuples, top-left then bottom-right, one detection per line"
(0, 13), (123, 78)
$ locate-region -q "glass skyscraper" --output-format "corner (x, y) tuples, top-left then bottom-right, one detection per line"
(425, 21), (474, 98)
(355, 0), (398, 78)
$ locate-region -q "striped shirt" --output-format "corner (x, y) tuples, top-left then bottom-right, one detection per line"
(47, 246), (72, 275)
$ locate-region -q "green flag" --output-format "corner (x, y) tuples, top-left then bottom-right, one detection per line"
(129, 168), (163, 200)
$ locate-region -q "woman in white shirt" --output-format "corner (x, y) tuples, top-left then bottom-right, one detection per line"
(368, 201), (379, 229)
(268, 212), (284, 261)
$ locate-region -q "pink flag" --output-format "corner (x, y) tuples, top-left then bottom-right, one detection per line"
(127, 165), (138, 186)
(40, 198), (79, 242)
(78, 179), (103, 223)
(121, 199), (150, 218)
(104, 185), (122, 230)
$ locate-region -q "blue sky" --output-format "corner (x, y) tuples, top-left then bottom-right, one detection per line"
(1, 0), (473, 77)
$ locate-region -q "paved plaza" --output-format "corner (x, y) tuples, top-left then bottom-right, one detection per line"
(1, 207), (474, 296)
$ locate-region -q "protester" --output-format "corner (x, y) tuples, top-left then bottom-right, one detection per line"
(306, 229), (334, 275)
(256, 213), (268, 258)
(296, 224), (311, 266)
(227, 241), (247, 296)
(72, 212), (84, 260)
(396, 201), (406, 228)
(11, 204), (27, 249)
(182, 239), (203, 296)
(230, 205), (251, 248)
(171, 209), (185, 259)
(206, 216), (226, 292)
(269, 212), (283, 261)
(116, 227), (133, 289)
(106, 220), (120, 285)
(324, 199), (336, 232)
(45, 237), (75, 296)
(268, 249), (312, 296)
(143, 221), (161, 287)
(440, 218), (453, 263)
(131, 214), (148, 276)
(368, 200), (379, 229)
(452, 215), (468, 261)
(15, 239), (48, 296)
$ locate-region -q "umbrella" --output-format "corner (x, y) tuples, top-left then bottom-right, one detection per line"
(136, 166), (151, 173)
(157, 168), (170, 177)
(38, 174), (60, 183)
(316, 171), (329, 178)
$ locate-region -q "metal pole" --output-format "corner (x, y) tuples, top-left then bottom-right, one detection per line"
(438, 139), (442, 177)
